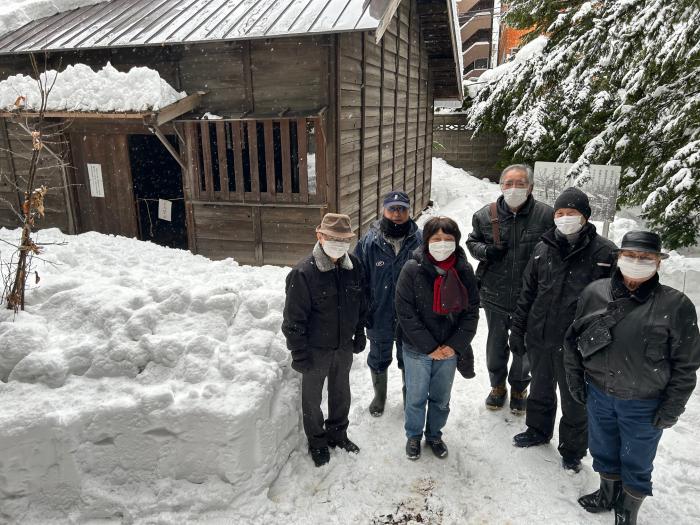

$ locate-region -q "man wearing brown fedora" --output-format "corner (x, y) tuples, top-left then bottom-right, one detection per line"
(282, 213), (368, 467)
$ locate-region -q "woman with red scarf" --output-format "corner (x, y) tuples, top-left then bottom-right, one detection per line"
(395, 216), (480, 460)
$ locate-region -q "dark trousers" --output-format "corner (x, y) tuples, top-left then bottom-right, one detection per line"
(587, 382), (662, 496)
(526, 346), (588, 460)
(484, 309), (530, 391)
(367, 338), (404, 372)
(301, 349), (353, 449)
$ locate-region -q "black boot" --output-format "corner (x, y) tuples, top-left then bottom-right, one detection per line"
(405, 438), (421, 460)
(513, 427), (550, 448)
(369, 369), (388, 417)
(309, 446), (330, 467)
(614, 488), (645, 525)
(578, 474), (622, 513)
(328, 437), (360, 454)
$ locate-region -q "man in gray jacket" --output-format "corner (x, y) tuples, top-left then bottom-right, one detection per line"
(467, 164), (554, 412)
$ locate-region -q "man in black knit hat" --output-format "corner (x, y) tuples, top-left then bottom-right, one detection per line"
(354, 190), (422, 416)
(509, 187), (617, 472)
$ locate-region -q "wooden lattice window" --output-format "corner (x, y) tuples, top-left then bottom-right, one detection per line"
(182, 115), (326, 204)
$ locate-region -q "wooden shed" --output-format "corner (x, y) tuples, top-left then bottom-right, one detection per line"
(0, 0), (462, 266)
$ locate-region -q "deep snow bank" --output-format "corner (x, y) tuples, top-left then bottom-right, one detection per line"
(0, 229), (298, 522)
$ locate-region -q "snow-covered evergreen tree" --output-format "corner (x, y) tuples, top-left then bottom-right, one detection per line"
(465, 0), (700, 249)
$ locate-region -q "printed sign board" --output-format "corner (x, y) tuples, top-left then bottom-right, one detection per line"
(87, 163), (104, 198)
(158, 199), (172, 222)
(533, 162), (621, 223)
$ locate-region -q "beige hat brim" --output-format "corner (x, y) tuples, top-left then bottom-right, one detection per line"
(316, 227), (355, 239)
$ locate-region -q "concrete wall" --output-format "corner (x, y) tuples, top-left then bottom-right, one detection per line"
(433, 114), (505, 181)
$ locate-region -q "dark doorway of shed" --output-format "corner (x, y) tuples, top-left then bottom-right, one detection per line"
(128, 134), (187, 249)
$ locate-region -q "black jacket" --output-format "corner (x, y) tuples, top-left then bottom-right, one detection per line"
(564, 271), (700, 420)
(282, 251), (366, 353)
(395, 248), (480, 356)
(511, 224), (617, 350)
(467, 195), (554, 314)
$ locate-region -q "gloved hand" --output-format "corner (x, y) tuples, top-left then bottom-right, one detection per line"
(485, 244), (508, 262)
(456, 349), (475, 379)
(652, 411), (678, 430)
(290, 350), (312, 373)
(508, 332), (527, 357)
(353, 333), (367, 354)
(566, 375), (587, 405)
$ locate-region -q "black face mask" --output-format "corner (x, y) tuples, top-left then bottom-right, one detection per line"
(381, 216), (411, 238)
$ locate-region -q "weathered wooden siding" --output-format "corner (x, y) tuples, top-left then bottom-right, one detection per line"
(338, 0), (434, 236)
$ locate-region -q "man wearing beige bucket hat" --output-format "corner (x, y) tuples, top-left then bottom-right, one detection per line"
(282, 213), (368, 467)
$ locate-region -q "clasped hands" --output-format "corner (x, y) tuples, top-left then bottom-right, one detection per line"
(429, 344), (456, 360)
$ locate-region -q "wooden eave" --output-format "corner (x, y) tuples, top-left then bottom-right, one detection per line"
(0, 91), (203, 124)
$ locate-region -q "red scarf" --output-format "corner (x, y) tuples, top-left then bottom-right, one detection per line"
(428, 253), (469, 315)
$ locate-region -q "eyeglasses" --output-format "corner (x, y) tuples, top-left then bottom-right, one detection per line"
(500, 180), (530, 189)
(387, 206), (408, 213)
(619, 250), (659, 261)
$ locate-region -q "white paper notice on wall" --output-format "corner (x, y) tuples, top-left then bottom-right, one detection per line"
(158, 199), (172, 222)
(87, 163), (104, 198)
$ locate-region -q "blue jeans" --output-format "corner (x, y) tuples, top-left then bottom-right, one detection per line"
(368, 339), (404, 372)
(403, 346), (457, 440)
(587, 382), (663, 496)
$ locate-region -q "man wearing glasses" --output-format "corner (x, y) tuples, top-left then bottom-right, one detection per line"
(467, 164), (554, 413)
(354, 191), (422, 417)
(564, 231), (700, 524)
(282, 213), (368, 467)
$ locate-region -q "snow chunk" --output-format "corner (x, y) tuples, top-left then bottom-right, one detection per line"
(0, 62), (186, 113)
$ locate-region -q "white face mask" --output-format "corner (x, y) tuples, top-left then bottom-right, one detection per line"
(503, 188), (529, 209)
(617, 256), (658, 280)
(555, 215), (584, 235)
(429, 241), (455, 262)
(322, 240), (350, 259)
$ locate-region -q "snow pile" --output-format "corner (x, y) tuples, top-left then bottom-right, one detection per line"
(0, 62), (186, 113)
(0, 230), (298, 523)
(0, 0), (110, 38)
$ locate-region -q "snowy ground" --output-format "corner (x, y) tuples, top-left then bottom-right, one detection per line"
(1, 158), (699, 524)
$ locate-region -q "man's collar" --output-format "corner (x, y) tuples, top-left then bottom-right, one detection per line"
(313, 242), (353, 272)
(611, 269), (659, 302)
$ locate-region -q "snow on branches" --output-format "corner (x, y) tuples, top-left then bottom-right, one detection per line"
(464, 0), (700, 248)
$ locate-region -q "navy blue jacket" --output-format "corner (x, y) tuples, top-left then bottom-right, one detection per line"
(354, 219), (422, 340)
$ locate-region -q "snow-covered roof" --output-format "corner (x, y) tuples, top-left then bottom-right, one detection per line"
(0, 63), (186, 113)
(0, 0), (401, 53)
(0, 0), (464, 101)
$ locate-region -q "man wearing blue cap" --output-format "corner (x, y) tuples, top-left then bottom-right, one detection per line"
(354, 190), (422, 416)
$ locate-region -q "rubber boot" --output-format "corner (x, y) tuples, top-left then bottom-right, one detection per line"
(369, 369), (387, 417)
(614, 488), (645, 525)
(578, 474), (622, 513)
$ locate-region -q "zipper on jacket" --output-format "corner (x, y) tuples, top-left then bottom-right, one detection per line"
(335, 265), (342, 350)
(510, 212), (518, 311)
